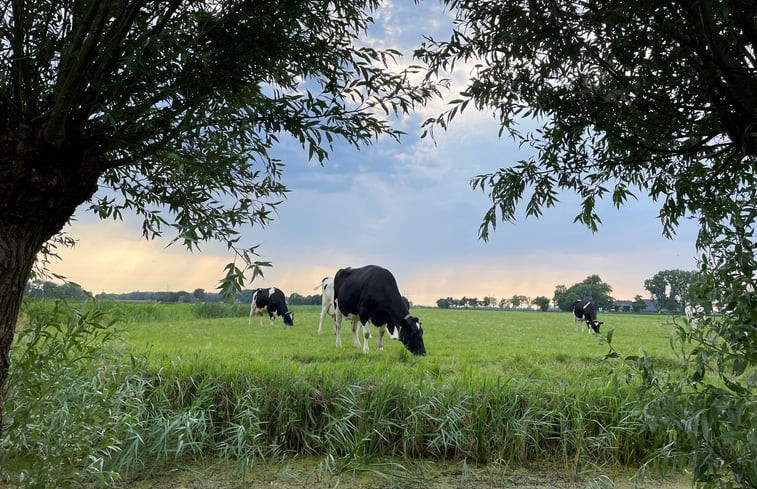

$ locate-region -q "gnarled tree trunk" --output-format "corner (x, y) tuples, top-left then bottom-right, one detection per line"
(0, 134), (102, 437)
(0, 223), (50, 435)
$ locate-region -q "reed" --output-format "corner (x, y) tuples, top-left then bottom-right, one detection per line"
(1, 301), (677, 487)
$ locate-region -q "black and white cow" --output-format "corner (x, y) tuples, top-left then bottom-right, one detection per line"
(318, 275), (407, 341)
(571, 299), (603, 333)
(249, 287), (294, 327)
(684, 304), (705, 329)
(333, 265), (426, 355)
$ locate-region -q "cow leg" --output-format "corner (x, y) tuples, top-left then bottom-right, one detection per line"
(377, 326), (386, 351)
(318, 307), (328, 335)
(352, 319), (362, 348)
(361, 322), (372, 354)
(334, 309), (343, 348)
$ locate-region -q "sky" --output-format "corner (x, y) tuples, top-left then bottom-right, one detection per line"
(49, 1), (700, 306)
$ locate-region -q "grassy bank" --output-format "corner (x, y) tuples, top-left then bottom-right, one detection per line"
(2, 301), (683, 487)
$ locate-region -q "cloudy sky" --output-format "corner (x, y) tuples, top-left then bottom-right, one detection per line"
(50, 1), (699, 306)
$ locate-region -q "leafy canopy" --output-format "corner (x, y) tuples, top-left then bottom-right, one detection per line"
(552, 275), (613, 312)
(0, 0), (442, 293)
(417, 0), (756, 243)
(417, 2), (756, 486)
(643, 269), (697, 314)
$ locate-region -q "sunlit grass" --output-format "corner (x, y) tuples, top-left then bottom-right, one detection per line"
(121, 306), (682, 385)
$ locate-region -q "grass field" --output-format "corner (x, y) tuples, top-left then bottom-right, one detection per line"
(121, 305), (684, 383)
(3, 301), (693, 488)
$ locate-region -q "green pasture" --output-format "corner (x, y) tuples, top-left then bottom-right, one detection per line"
(3, 300), (692, 487)
(121, 305), (684, 384)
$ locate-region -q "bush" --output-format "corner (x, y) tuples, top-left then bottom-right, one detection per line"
(1, 299), (126, 487)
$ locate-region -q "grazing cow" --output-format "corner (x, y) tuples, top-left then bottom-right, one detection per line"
(572, 300), (603, 333)
(249, 287), (294, 327)
(684, 304), (705, 329)
(333, 265), (426, 355)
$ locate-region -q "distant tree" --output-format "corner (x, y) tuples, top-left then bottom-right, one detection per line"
(552, 276), (613, 311)
(236, 289), (254, 305)
(498, 298), (509, 309)
(25, 281), (90, 301)
(436, 297), (452, 309)
(192, 288), (206, 302)
(631, 295), (648, 313)
(288, 293), (322, 306)
(483, 296), (498, 307)
(510, 294), (529, 309)
(288, 293), (306, 305)
(571, 275), (614, 310)
(553, 284), (578, 312)
(644, 269), (696, 313)
(532, 296), (551, 312)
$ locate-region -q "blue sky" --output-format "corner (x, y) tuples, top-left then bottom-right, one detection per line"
(51, 1), (699, 306)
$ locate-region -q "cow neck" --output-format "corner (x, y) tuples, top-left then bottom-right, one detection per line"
(403, 314), (412, 321)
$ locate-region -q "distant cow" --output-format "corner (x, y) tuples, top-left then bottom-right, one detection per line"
(333, 265), (426, 355)
(684, 304), (705, 329)
(572, 300), (603, 333)
(249, 287), (294, 327)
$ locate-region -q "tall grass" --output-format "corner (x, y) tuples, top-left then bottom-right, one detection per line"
(2, 301), (678, 487)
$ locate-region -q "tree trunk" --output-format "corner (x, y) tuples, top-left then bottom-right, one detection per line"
(0, 223), (55, 438)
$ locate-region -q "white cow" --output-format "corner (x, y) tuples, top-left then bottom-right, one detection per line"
(317, 277), (336, 335)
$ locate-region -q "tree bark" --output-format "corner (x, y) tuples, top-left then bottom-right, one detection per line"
(0, 223), (48, 437)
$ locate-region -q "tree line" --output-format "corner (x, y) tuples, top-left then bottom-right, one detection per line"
(28, 268), (697, 314)
(25, 282), (325, 307)
(436, 269), (699, 314)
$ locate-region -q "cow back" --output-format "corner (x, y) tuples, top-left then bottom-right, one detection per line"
(334, 265), (407, 323)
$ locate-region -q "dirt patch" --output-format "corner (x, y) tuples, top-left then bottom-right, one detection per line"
(111, 458), (691, 489)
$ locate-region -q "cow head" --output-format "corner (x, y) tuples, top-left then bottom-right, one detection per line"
(283, 311), (294, 326)
(589, 320), (603, 333)
(399, 316), (426, 356)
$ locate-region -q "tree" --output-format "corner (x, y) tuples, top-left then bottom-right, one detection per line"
(553, 276), (613, 311)
(419, 1), (756, 485)
(0, 1), (440, 436)
(192, 288), (207, 302)
(552, 284), (577, 312)
(532, 296), (551, 312)
(644, 269), (696, 313)
(25, 281), (91, 301)
(631, 295), (648, 313)
(572, 275), (614, 311)
(436, 297), (452, 309)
